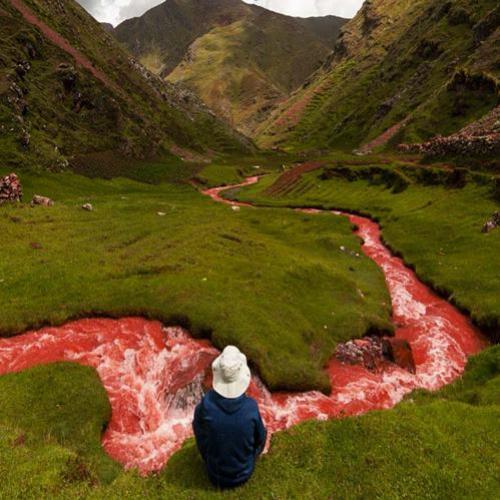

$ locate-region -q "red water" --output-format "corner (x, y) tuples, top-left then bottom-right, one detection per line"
(0, 178), (487, 474)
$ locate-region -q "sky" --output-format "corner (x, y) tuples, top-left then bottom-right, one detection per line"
(76, 0), (363, 26)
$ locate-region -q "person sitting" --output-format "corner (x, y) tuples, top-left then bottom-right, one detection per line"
(193, 346), (267, 489)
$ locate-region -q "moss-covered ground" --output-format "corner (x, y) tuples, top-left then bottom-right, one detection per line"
(1, 158), (499, 498)
(0, 346), (498, 498)
(234, 164), (500, 339)
(0, 164), (391, 393)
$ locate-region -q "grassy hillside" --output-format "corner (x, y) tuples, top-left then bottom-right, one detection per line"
(0, 345), (497, 498)
(258, 0), (499, 154)
(234, 162), (500, 340)
(0, 0), (250, 172)
(0, 165), (392, 392)
(113, 0), (346, 135)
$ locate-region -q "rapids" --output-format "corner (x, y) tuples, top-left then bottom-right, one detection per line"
(0, 177), (487, 474)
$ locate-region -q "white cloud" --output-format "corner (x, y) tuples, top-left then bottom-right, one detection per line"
(77, 0), (363, 26)
(78, 0), (164, 25)
(244, 1), (362, 18)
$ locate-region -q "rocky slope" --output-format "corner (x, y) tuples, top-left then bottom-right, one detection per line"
(257, 0), (499, 155)
(0, 0), (251, 173)
(113, 0), (347, 135)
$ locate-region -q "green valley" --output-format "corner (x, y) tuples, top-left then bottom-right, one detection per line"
(0, 0), (499, 498)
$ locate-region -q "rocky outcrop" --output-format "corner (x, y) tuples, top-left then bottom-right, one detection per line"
(360, 0), (381, 35)
(482, 212), (500, 233)
(335, 335), (416, 374)
(399, 105), (500, 157)
(0, 173), (22, 204)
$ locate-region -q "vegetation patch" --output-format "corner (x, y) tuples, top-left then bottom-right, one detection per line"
(0, 166), (392, 392)
(0, 346), (497, 498)
(234, 164), (500, 340)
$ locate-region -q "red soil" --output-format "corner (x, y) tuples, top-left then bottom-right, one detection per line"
(358, 117), (410, 154)
(262, 161), (324, 197)
(9, 0), (115, 91)
(272, 78), (329, 131)
(0, 177), (487, 474)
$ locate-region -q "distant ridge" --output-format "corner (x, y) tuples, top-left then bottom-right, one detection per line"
(113, 0), (347, 135)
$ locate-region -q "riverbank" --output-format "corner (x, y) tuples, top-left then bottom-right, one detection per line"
(233, 164), (500, 342)
(0, 346), (498, 498)
(0, 166), (391, 393)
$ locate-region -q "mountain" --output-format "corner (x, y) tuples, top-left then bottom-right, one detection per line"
(0, 0), (251, 173)
(257, 0), (500, 154)
(113, 0), (347, 135)
(100, 22), (115, 34)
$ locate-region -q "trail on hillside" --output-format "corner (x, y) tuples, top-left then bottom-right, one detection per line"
(0, 176), (487, 474)
(9, 0), (116, 91)
(357, 117), (410, 154)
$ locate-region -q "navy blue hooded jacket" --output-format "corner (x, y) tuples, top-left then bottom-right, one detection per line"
(193, 390), (267, 488)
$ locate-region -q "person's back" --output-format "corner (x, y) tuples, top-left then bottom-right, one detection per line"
(193, 346), (267, 489)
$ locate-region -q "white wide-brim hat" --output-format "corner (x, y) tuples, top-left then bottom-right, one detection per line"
(212, 346), (251, 399)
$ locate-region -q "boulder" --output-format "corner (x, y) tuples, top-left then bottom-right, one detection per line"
(336, 335), (416, 374)
(0, 173), (22, 204)
(31, 195), (54, 207)
(335, 336), (385, 372)
(57, 63), (78, 92)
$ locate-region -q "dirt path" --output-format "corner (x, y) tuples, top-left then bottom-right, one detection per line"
(9, 0), (116, 91)
(357, 117), (410, 154)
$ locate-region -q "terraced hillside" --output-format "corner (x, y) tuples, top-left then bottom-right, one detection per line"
(113, 0), (347, 135)
(258, 0), (500, 155)
(0, 0), (251, 172)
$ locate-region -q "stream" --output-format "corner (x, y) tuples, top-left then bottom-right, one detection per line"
(0, 176), (487, 474)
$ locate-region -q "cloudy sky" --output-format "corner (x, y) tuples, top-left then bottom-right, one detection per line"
(77, 0), (363, 26)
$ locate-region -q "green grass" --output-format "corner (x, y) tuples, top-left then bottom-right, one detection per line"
(234, 166), (500, 340)
(1, 161), (498, 497)
(0, 347), (497, 498)
(194, 153), (291, 187)
(0, 0), (249, 174)
(0, 166), (392, 392)
(259, 0), (499, 153)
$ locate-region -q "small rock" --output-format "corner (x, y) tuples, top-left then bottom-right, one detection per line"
(31, 195), (54, 207)
(336, 335), (416, 374)
(157, 212), (166, 216)
(231, 206), (241, 211)
(82, 203), (93, 211)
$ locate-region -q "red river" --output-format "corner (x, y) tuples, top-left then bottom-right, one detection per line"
(0, 177), (487, 474)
